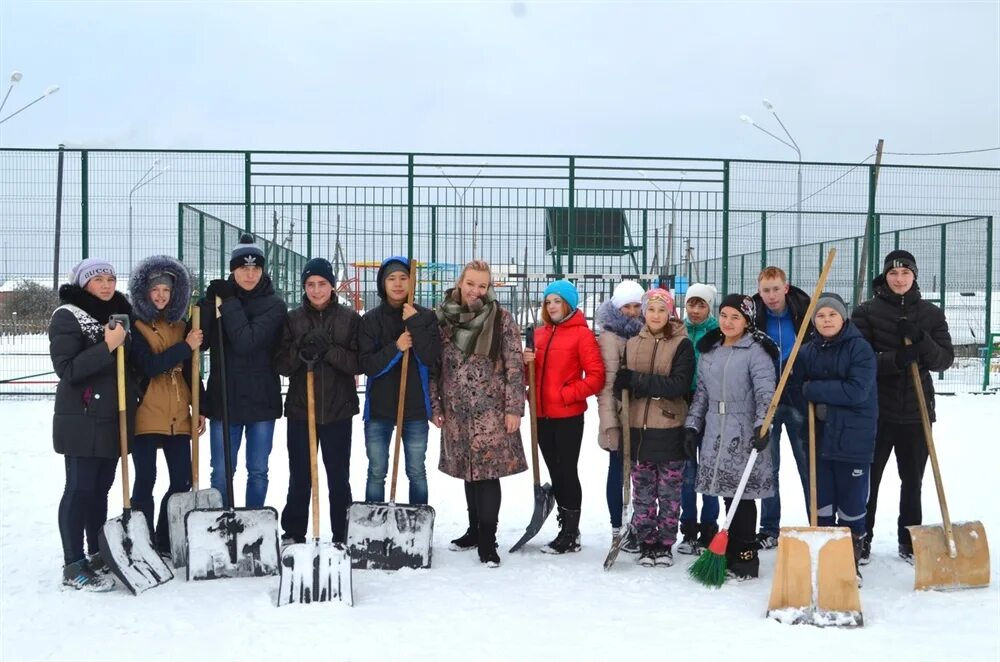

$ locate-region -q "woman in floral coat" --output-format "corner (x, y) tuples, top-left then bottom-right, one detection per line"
(432, 260), (527, 568)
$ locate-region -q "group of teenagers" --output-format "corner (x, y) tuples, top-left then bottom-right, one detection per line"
(50, 232), (953, 592)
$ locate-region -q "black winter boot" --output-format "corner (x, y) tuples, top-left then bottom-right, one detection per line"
(852, 534), (865, 586)
(541, 507), (582, 554)
(676, 521), (701, 555)
(477, 522), (500, 568)
(697, 522), (719, 550)
(450, 504), (479, 552)
(726, 546), (759, 581)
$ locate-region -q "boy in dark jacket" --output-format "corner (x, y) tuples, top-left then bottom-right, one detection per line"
(358, 256), (442, 505)
(275, 258), (361, 544)
(201, 234), (287, 508)
(851, 250), (953, 564)
(796, 292), (877, 579)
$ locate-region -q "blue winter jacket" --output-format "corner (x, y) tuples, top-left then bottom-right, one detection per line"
(795, 321), (878, 464)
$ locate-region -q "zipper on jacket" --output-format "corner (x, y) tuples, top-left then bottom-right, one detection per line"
(709, 346), (736, 494)
(318, 308), (326, 426)
(640, 337), (662, 430)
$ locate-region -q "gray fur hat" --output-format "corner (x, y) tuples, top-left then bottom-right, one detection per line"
(129, 255), (192, 323)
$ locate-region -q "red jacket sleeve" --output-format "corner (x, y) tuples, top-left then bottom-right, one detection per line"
(562, 327), (606, 405)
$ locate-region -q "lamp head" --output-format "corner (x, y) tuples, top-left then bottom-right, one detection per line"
(762, 99), (774, 111)
(740, 114), (755, 126)
(9, 71), (22, 84)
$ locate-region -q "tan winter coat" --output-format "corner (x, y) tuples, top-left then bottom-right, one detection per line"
(625, 320), (689, 432)
(134, 319), (193, 436)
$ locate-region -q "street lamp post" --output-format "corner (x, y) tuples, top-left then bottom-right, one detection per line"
(128, 161), (168, 268)
(437, 162), (488, 258)
(741, 99), (803, 275)
(0, 78), (60, 125)
(639, 170), (686, 273)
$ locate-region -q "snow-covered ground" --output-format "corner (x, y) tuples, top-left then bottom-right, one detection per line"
(1, 396), (998, 661)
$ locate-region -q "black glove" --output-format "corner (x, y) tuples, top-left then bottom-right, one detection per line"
(683, 428), (700, 461)
(814, 403), (828, 421)
(612, 368), (633, 398)
(894, 344), (919, 369)
(206, 279), (235, 301)
(752, 425), (769, 452)
(896, 318), (924, 343)
(300, 327), (332, 356)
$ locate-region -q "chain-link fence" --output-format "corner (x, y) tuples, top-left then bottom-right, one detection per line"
(1, 149), (997, 394)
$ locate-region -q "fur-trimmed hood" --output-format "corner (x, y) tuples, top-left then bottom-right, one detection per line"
(697, 326), (780, 360)
(129, 255), (192, 323)
(596, 299), (644, 339)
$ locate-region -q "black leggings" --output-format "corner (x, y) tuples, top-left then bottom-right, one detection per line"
(58, 455), (118, 565)
(464, 479), (501, 525)
(537, 415), (585, 510)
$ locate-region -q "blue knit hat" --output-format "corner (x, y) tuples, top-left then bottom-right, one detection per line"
(542, 279), (579, 312)
(301, 257), (336, 288)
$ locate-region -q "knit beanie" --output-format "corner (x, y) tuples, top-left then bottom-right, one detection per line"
(685, 283), (717, 309)
(641, 288), (675, 316)
(543, 279), (579, 312)
(301, 257), (336, 288)
(610, 280), (644, 309)
(813, 291), (848, 322)
(71, 258), (115, 288)
(719, 293), (756, 327)
(230, 233), (266, 271)
(883, 250), (917, 279)
(147, 270), (176, 290)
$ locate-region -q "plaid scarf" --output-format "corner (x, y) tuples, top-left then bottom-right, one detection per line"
(437, 286), (503, 360)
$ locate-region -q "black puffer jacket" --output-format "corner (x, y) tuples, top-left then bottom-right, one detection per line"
(851, 276), (953, 423)
(275, 296), (361, 424)
(49, 285), (136, 458)
(199, 274), (287, 423)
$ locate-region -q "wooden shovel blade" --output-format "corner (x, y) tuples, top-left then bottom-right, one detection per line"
(908, 521), (990, 591)
(767, 526), (862, 627)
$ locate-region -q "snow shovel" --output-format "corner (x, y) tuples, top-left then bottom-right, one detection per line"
(185, 296), (281, 581)
(346, 261), (436, 570)
(278, 352), (353, 606)
(603, 388), (633, 570)
(509, 325), (556, 553)
(767, 402), (862, 627)
(904, 338), (990, 591)
(166, 301), (223, 568)
(97, 315), (174, 595)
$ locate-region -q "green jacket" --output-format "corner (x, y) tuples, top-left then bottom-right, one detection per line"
(685, 316), (720, 390)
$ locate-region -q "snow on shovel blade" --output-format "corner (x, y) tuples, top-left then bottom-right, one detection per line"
(185, 507), (281, 581)
(345, 502), (435, 570)
(509, 482), (555, 553)
(166, 488), (223, 568)
(277, 541), (354, 606)
(97, 510), (174, 595)
(908, 521), (991, 591)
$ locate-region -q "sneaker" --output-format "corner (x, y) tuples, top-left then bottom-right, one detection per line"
(450, 527), (478, 552)
(675, 535), (702, 556)
(621, 527), (640, 554)
(857, 537), (872, 566)
(638, 543), (657, 567)
(755, 532), (778, 550)
(63, 559), (115, 592)
(654, 545), (674, 567)
(898, 543), (915, 565)
(87, 552), (109, 575)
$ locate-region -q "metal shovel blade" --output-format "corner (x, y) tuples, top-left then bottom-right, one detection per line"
(345, 502), (435, 570)
(97, 510), (174, 595)
(277, 541), (354, 606)
(185, 506), (281, 580)
(908, 521), (990, 591)
(509, 482), (556, 553)
(766, 526), (863, 627)
(166, 488), (224, 568)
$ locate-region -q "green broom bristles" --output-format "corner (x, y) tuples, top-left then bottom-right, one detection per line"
(688, 529), (730, 587)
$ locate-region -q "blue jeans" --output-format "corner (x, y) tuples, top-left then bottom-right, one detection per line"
(364, 418), (429, 505)
(209, 419), (276, 508)
(759, 403), (809, 536)
(679, 459), (720, 524)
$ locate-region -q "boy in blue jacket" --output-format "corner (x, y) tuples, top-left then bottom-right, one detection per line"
(796, 292), (877, 581)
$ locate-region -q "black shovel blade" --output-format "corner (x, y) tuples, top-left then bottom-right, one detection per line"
(98, 510), (174, 595)
(508, 482), (556, 553)
(185, 507), (280, 580)
(277, 541), (354, 606)
(345, 502), (435, 570)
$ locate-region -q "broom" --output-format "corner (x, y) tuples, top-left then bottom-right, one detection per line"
(689, 249), (837, 587)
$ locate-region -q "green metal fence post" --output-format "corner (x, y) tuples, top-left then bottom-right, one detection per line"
(788, 246), (794, 282)
(198, 211), (206, 294)
(740, 254), (745, 291)
(984, 216), (994, 390)
(220, 216), (226, 279)
(177, 203), (184, 261)
(852, 236), (859, 307)
(81, 150), (89, 259)
(894, 230), (900, 251)
(306, 204), (313, 257)
(567, 156), (575, 275)
(865, 164), (878, 298)
(407, 154), (414, 260)
(760, 211), (767, 271)
(642, 209), (648, 275)
(939, 223), (946, 314)
(819, 242), (824, 277)
(431, 205), (438, 304)
(244, 152), (252, 233)
(721, 161), (730, 296)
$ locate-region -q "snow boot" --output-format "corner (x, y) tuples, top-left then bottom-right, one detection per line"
(654, 544), (675, 567)
(541, 507), (581, 554)
(726, 546), (759, 580)
(858, 535), (872, 566)
(62, 559), (115, 592)
(638, 543), (658, 567)
(450, 507), (479, 552)
(898, 542), (915, 566)
(477, 522), (500, 568)
(675, 521), (701, 555)
(852, 533), (865, 586)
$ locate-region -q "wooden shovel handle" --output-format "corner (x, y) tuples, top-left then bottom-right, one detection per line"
(905, 337), (956, 557)
(307, 368), (320, 542)
(808, 402), (817, 528)
(116, 345), (131, 509)
(620, 390), (631, 508)
(191, 302), (201, 490)
(389, 261), (417, 503)
(527, 361), (540, 487)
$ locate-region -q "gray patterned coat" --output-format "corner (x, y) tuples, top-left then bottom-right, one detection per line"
(684, 330), (777, 500)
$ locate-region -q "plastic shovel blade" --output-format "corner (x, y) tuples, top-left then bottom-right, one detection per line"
(166, 488), (224, 568)
(277, 541), (354, 606)
(345, 502), (435, 570)
(184, 506), (280, 581)
(908, 521), (990, 591)
(509, 482), (556, 553)
(97, 510), (174, 595)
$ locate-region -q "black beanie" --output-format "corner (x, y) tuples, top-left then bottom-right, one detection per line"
(230, 233), (266, 271)
(883, 250), (917, 278)
(301, 257), (336, 288)
(719, 293), (756, 327)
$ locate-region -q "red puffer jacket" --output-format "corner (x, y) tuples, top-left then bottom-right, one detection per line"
(533, 310), (605, 419)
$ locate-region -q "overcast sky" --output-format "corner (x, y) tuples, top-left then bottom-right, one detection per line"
(1, 1), (998, 166)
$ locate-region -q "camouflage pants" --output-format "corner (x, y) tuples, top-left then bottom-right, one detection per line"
(631, 460), (685, 546)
